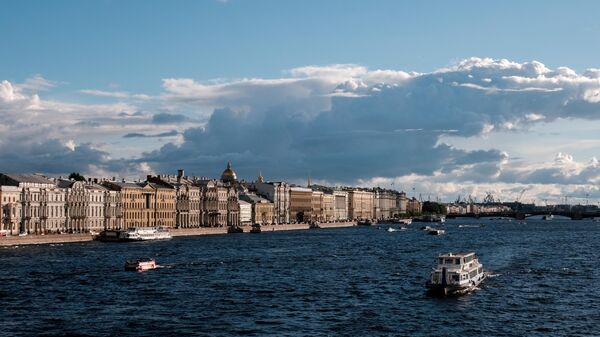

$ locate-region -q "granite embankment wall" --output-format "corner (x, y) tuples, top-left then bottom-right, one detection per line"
(0, 222), (356, 246)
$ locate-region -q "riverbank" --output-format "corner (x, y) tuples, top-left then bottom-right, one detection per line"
(0, 221), (356, 246)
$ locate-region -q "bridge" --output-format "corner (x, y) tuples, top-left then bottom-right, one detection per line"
(447, 210), (600, 220)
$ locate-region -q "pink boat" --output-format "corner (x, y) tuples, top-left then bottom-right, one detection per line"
(124, 258), (157, 272)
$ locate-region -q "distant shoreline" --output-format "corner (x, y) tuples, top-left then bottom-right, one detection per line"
(0, 222), (356, 247)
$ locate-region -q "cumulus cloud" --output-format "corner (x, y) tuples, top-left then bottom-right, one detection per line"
(3, 57), (600, 202)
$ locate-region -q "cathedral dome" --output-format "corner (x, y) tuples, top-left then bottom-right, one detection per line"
(221, 162), (237, 183)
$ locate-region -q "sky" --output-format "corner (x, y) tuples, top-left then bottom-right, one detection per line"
(2, 0), (600, 204)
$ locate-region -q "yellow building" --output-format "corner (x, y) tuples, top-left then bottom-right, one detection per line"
(102, 180), (175, 228)
(289, 187), (312, 223)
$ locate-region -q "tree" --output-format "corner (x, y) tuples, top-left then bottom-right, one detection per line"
(422, 201), (447, 215)
(68, 172), (86, 181)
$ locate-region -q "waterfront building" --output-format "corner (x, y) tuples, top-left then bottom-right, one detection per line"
(254, 176), (290, 224)
(289, 186), (312, 223)
(396, 191), (408, 215)
(322, 192), (335, 222)
(148, 170), (201, 228)
(238, 200), (252, 225)
(239, 192), (275, 225)
(1, 185), (22, 235)
(103, 186), (122, 230)
(86, 183), (106, 232)
(333, 190), (348, 221)
(347, 189), (374, 220)
(0, 173), (57, 234)
(195, 164), (240, 227)
(102, 180), (175, 228)
(406, 197), (422, 214)
(373, 189), (397, 220)
(58, 179), (89, 233)
(42, 184), (67, 234)
(311, 190), (324, 222)
(146, 179), (176, 228)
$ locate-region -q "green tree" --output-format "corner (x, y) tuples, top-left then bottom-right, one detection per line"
(422, 201), (447, 215)
(68, 172), (86, 181)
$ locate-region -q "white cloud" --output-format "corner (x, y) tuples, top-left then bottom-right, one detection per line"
(4, 57), (600, 198)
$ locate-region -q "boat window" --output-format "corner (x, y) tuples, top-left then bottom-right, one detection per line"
(451, 275), (459, 282)
(438, 258), (443, 264)
(455, 258), (461, 265)
(465, 256), (473, 263)
(433, 272), (440, 282)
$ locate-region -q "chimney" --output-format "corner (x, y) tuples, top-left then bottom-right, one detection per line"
(177, 169), (184, 183)
(147, 175), (152, 182)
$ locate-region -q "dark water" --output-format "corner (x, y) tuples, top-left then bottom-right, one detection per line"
(2, 218), (599, 336)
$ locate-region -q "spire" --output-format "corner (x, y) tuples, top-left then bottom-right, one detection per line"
(307, 175), (312, 188)
(257, 170), (264, 183)
(227, 161), (232, 169)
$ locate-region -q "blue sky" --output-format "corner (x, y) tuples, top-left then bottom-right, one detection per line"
(2, 1), (600, 203)
(3, 0), (600, 92)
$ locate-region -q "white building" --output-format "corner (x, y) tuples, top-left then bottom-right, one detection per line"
(254, 176), (290, 224)
(238, 200), (252, 225)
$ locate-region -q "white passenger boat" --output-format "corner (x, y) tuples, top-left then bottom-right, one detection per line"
(125, 227), (172, 241)
(426, 252), (486, 296)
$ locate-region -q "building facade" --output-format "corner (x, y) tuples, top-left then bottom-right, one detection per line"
(347, 189), (374, 220)
(289, 186), (312, 223)
(254, 180), (290, 224)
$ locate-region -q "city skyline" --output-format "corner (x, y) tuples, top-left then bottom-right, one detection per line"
(2, 1), (600, 203)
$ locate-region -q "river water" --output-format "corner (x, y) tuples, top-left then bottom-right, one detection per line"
(1, 218), (599, 336)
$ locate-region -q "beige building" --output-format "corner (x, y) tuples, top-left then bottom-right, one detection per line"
(254, 175), (290, 224)
(373, 189), (397, 220)
(196, 170), (239, 227)
(322, 193), (335, 222)
(290, 186), (312, 223)
(347, 189), (374, 220)
(86, 184), (106, 232)
(311, 190), (324, 222)
(239, 192), (275, 225)
(333, 190), (348, 221)
(102, 180), (176, 228)
(148, 170), (201, 228)
(1, 185), (22, 235)
(103, 187), (122, 229)
(0, 174), (58, 235)
(407, 197), (422, 214)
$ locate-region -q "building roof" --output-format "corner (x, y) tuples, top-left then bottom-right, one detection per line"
(0, 173), (54, 185)
(240, 192), (270, 204)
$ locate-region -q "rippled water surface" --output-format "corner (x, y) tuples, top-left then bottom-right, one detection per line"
(2, 218), (600, 336)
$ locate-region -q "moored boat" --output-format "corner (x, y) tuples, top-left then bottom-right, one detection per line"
(425, 252), (486, 296)
(394, 218), (413, 225)
(97, 227), (172, 242)
(250, 223), (262, 233)
(124, 258), (157, 272)
(357, 219), (373, 226)
(227, 225), (244, 234)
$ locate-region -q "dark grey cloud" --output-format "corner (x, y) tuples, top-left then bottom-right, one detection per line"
(152, 113), (188, 124)
(123, 130), (179, 138)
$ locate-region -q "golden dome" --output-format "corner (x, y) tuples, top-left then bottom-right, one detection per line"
(221, 161), (237, 183)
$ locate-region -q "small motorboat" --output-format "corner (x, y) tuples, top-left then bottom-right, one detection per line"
(427, 228), (446, 235)
(125, 258), (157, 272)
(387, 227), (398, 232)
(250, 223), (262, 233)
